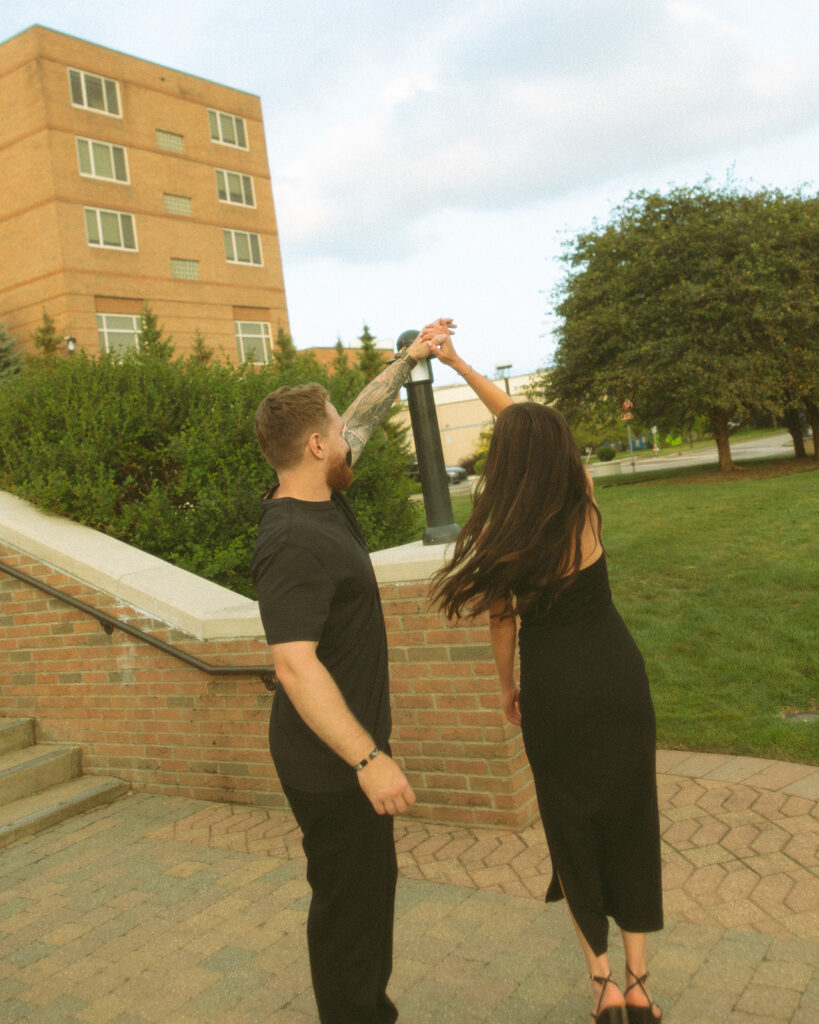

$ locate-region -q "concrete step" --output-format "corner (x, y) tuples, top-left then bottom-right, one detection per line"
(0, 743), (82, 807)
(0, 775), (130, 849)
(0, 718), (129, 844)
(0, 717), (35, 755)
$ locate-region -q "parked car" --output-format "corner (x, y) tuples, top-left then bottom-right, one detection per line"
(408, 462), (468, 485)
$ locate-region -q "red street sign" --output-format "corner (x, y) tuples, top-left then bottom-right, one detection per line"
(620, 412), (634, 421)
(621, 398), (634, 411)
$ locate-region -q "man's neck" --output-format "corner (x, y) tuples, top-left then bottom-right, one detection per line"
(273, 471), (332, 503)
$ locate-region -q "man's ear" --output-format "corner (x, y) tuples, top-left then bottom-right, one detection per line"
(306, 431), (324, 459)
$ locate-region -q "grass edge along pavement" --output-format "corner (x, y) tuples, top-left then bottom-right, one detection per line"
(435, 459), (818, 766)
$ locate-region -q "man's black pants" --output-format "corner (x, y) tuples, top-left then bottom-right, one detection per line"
(282, 781), (399, 1024)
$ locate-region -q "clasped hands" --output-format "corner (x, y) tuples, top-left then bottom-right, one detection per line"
(415, 317), (458, 366)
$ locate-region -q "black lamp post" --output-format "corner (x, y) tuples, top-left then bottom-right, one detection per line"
(398, 330), (460, 546)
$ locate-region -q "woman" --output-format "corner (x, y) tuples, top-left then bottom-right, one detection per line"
(428, 323), (663, 1024)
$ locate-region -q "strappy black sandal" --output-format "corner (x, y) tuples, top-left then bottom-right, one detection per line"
(590, 973), (627, 1023)
(625, 965), (662, 1023)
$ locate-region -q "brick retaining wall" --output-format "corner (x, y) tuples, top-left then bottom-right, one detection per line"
(0, 536), (537, 827)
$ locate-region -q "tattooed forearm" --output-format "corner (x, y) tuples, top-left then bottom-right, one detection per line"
(342, 359), (412, 465)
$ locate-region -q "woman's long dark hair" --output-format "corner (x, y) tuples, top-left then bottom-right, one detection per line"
(429, 403), (601, 619)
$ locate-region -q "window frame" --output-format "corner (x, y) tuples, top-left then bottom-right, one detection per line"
(68, 67), (121, 117)
(76, 136), (129, 184)
(84, 206), (138, 251)
(96, 312), (140, 355)
(215, 168), (256, 208)
(235, 320), (272, 364)
(223, 228), (263, 266)
(208, 108), (248, 149)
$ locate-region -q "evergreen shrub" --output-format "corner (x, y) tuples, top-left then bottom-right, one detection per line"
(0, 346), (420, 598)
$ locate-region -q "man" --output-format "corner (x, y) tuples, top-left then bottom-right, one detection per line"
(251, 321), (443, 1023)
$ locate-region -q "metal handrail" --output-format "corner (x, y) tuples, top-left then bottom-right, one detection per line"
(0, 559), (276, 691)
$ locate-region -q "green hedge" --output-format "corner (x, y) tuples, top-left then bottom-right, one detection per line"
(0, 349), (420, 598)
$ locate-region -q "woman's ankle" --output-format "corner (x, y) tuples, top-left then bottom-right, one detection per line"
(591, 974), (625, 1010)
(624, 964), (652, 1007)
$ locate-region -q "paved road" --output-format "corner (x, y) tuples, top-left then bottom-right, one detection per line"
(443, 432), (807, 495)
(590, 431), (800, 478)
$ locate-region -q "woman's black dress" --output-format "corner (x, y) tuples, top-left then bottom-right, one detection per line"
(518, 553), (663, 955)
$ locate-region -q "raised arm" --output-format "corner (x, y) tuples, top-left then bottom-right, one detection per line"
(427, 320), (514, 417)
(341, 324), (438, 465)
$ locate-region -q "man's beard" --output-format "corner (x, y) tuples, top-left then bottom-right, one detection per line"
(327, 451), (354, 492)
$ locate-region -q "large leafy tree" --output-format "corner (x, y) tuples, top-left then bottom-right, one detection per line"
(537, 182), (819, 469)
(762, 195), (819, 455)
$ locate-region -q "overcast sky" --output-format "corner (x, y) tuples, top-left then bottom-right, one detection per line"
(11, 1), (819, 384)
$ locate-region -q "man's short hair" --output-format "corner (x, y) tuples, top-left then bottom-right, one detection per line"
(254, 383), (331, 470)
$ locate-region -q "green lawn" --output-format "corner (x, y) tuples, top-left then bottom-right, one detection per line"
(422, 465), (819, 765)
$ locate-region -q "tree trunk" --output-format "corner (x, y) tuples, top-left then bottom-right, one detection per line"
(803, 400), (819, 460)
(714, 430), (736, 471)
(783, 407), (807, 458)
(709, 409), (736, 471)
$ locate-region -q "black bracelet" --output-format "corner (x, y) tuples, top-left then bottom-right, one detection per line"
(391, 349), (417, 370)
(352, 747), (380, 772)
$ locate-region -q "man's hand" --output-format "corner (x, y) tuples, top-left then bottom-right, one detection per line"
(405, 336), (432, 363)
(410, 318), (456, 364)
(421, 318), (460, 367)
(356, 752), (416, 815)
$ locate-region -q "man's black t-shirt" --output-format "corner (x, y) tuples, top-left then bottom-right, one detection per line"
(251, 492), (391, 792)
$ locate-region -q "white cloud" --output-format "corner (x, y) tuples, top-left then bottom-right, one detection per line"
(270, 0), (819, 260)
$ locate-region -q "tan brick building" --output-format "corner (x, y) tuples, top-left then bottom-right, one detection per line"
(0, 25), (289, 362)
(394, 372), (537, 464)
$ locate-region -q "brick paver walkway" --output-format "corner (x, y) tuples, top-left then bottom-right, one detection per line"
(1, 751), (817, 1023)
(149, 749), (819, 942)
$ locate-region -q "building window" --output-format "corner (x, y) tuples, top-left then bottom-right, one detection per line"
(76, 137), (128, 183)
(215, 169), (255, 207)
(163, 194), (192, 216)
(171, 258), (200, 280)
(223, 229), (262, 265)
(68, 68), (120, 116)
(208, 108), (247, 148)
(97, 313), (140, 354)
(235, 321), (271, 363)
(85, 207), (137, 250)
(156, 129), (185, 153)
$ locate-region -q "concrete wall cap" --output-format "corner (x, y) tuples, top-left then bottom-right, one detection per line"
(0, 490), (264, 640)
(369, 539), (455, 583)
(0, 490), (453, 634)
